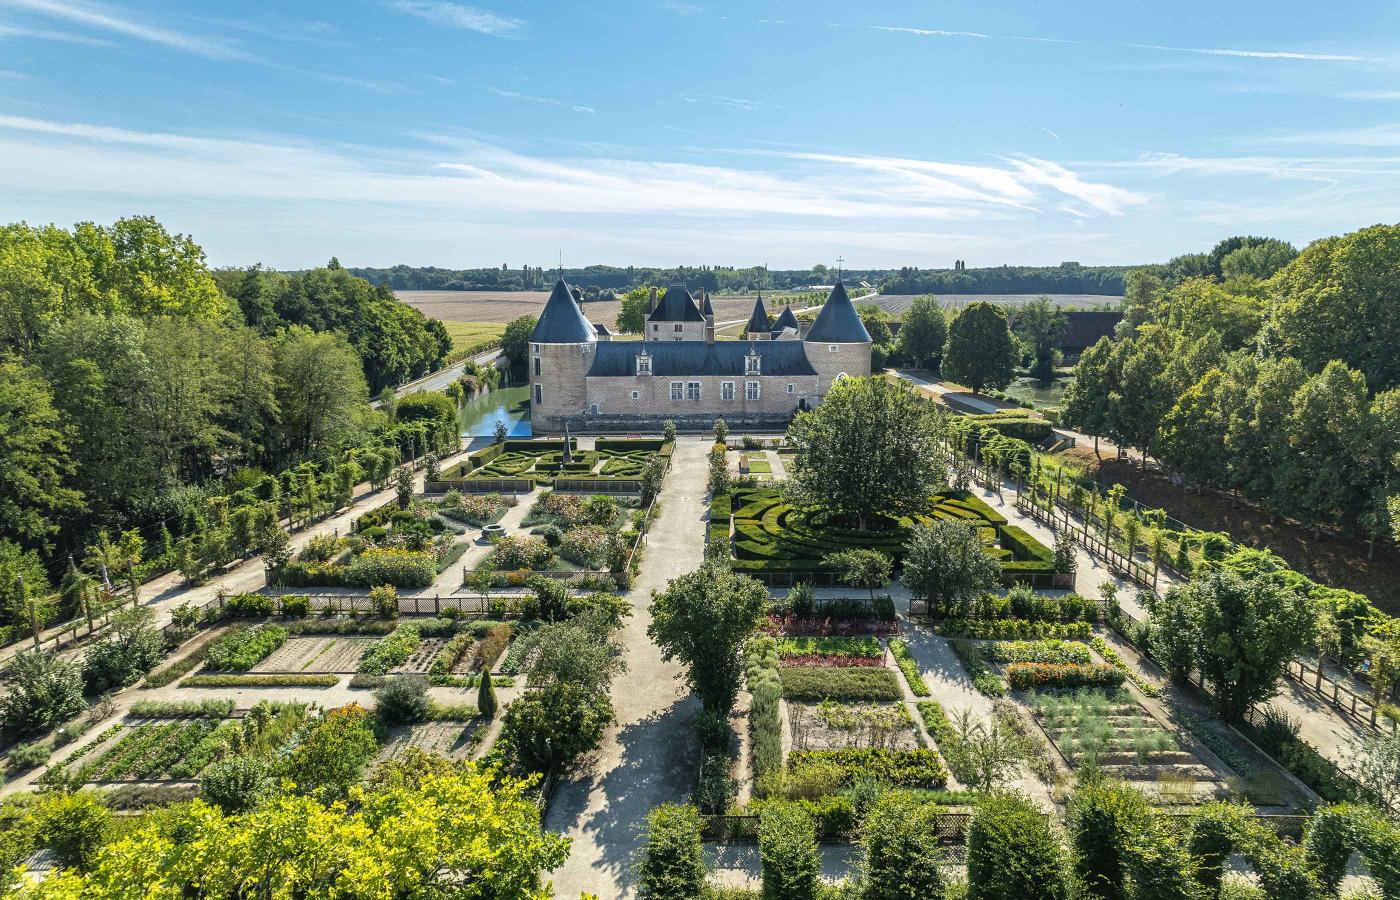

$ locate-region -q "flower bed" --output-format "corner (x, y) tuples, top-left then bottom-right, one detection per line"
(780, 654), (885, 668)
(486, 535), (553, 570)
(775, 635), (883, 660)
(889, 639), (929, 697)
(1006, 662), (1124, 690)
(779, 666), (902, 702)
(937, 619), (1092, 640)
(180, 674), (339, 688)
(787, 748), (949, 788)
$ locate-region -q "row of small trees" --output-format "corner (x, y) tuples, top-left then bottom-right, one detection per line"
(638, 783), (1400, 899)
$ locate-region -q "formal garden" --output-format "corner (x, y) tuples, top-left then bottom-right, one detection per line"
(433, 438), (673, 492)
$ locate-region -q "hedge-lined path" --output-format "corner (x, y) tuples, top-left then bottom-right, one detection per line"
(544, 437), (710, 900)
(0, 447), (475, 668)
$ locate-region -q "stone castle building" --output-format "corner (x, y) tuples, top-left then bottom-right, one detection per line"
(528, 280), (872, 432)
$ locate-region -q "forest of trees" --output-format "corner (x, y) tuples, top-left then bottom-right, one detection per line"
(1063, 228), (1400, 549)
(0, 217), (455, 639)
(349, 263), (889, 293)
(880, 261), (1130, 296)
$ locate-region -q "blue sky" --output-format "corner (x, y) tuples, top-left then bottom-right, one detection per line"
(3, 0), (1400, 270)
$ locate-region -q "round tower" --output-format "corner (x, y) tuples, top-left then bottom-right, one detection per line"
(803, 281), (872, 396)
(529, 280), (597, 433)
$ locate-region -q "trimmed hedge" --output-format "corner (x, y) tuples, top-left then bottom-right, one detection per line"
(1006, 662), (1124, 690)
(778, 666), (902, 701)
(181, 674), (338, 688)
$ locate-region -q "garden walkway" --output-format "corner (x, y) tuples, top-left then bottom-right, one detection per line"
(544, 437), (710, 900)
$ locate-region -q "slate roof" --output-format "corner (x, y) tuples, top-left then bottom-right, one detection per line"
(647, 285), (706, 323)
(770, 305), (800, 335)
(530, 280), (597, 344)
(700, 291), (714, 317)
(594, 322), (614, 336)
(805, 281), (871, 343)
(587, 340), (817, 377)
(744, 294), (770, 335)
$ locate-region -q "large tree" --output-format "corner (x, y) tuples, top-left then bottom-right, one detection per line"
(648, 561), (767, 714)
(902, 520), (1002, 618)
(501, 315), (537, 368)
(0, 355), (82, 543)
(942, 301), (1016, 394)
(616, 286), (651, 334)
(895, 294), (947, 371)
(1012, 296), (1066, 381)
(1268, 223), (1400, 393)
(1062, 337), (1117, 453)
(1189, 571), (1312, 721)
(785, 376), (945, 530)
(273, 327), (369, 462)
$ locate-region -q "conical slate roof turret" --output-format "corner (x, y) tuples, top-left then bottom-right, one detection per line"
(770, 304), (800, 335)
(805, 281), (871, 343)
(744, 294), (770, 336)
(531, 280), (597, 344)
(648, 285), (706, 322)
(700, 290), (714, 317)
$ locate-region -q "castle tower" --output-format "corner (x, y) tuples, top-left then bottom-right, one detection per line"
(770, 304), (800, 340)
(803, 281), (872, 395)
(744, 293), (771, 341)
(529, 280), (597, 432)
(646, 284), (707, 341)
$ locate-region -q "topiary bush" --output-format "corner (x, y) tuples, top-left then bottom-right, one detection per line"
(967, 792), (1070, 900)
(638, 803), (707, 900)
(374, 675), (430, 726)
(759, 802), (821, 900)
(860, 790), (947, 899)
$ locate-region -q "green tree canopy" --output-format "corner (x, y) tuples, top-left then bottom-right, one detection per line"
(785, 376), (945, 530)
(895, 294), (947, 371)
(943, 301), (1016, 394)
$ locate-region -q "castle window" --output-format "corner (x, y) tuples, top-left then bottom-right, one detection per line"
(746, 381), (760, 401)
(533, 357), (541, 377)
(531, 343), (540, 354)
(533, 384), (542, 405)
(590, 404), (599, 415)
(721, 381), (735, 401)
(786, 383), (795, 394)
(631, 390), (640, 400)
(636, 354), (651, 376)
(686, 382), (701, 401)
(829, 344), (840, 353)
(670, 381), (684, 401)
(652, 324), (659, 333)
(673, 323), (683, 333)
(745, 354), (761, 376)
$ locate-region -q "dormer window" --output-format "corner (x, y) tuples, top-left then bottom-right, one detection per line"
(745, 353), (761, 376)
(636, 352), (652, 376)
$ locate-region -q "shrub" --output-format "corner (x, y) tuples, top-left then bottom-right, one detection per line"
(983, 640), (1091, 665)
(0, 650), (85, 736)
(759, 803), (820, 900)
(477, 666), (498, 719)
(967, 792), (1071, 900)
(374, 675), (430, 725)
(6, 741), (52, 775)
(500, 682), (613, 774)
(638, 803), (707, 900)
(490, 535), (554, 570)
(278, 594), (310, 617)
(31, 790), (112, 871)
(941, 620), (1092, 640)
(204, 625), (289, 672)
(748, 639), (785, 787)
(225, 592), (275, 618)
(1005, 663), (1124, 690)
(81, 608), (165, 693)
(370, 584), (399, 618)
(200, 756), (272, 813)
(779, 667), (902, 702)
(345, 548), (436, 588)
(861, 790), (947, 899)
(888, 638), (929, 697)
(358, 623), (422, 675)
(787, 749), (948, 789)
(181, 674), (338, 687)
(1067, 780), (1151, 900)
(560, 525), (610, 569)
(279, 704), (380, 803)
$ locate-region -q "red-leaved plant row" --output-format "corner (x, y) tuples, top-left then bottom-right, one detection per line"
(762, 616), (900, 637)
(778, 654), (886, 668)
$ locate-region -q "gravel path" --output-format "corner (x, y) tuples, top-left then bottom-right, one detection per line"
(544, 437), (710, 900)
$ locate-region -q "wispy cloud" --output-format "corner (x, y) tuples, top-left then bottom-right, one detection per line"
(1337, 89), (1400, 101)
(389, 1), (523, 37)
(1039, 127), (1060, 140)
(1125, 43), (1373, 62)
(659, 0), (703, 14)
(0, 0), (248, 59)
(859, 23), (1076, 45)
(487, 86), (593, 114)
(1255, 123), (1400, 147)
(0, 20), (112, 45)
(682, 94), (780, 112)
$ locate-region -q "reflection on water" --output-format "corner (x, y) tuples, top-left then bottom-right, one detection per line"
(459, 386), (532, 438)
(1005, 376), (1071, 410)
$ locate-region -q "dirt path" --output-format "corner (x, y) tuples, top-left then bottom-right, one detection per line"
(544, 437), (709, 900)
